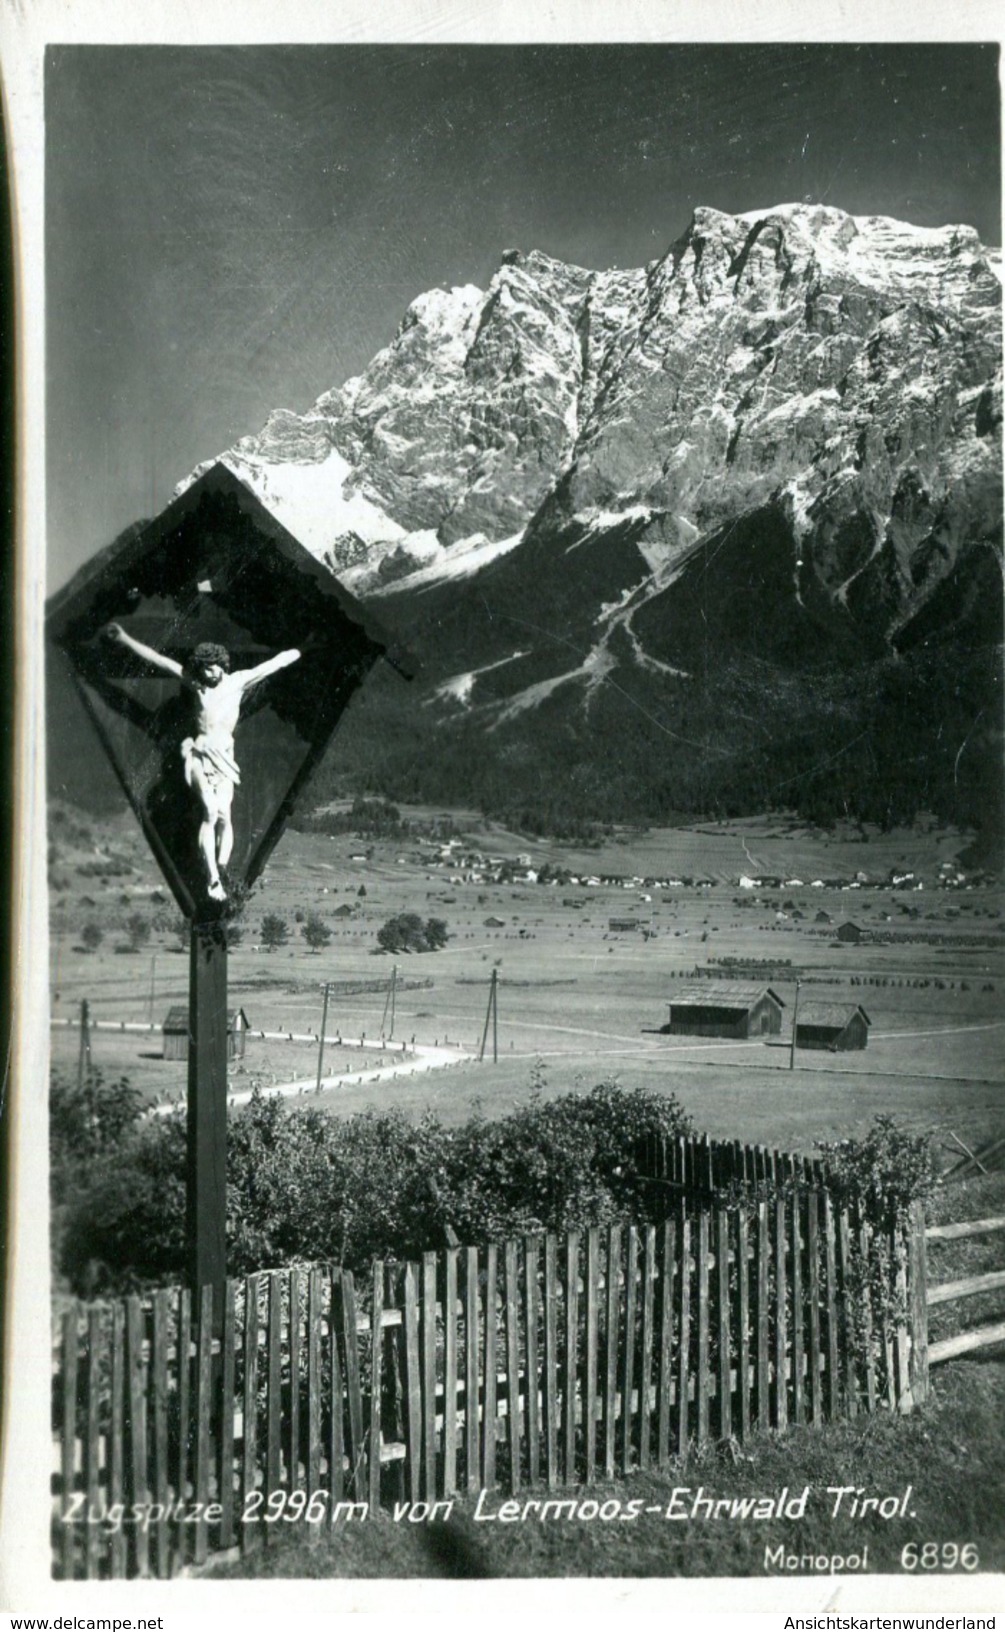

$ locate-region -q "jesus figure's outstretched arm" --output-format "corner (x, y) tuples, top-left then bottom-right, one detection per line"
(105, 623), (185, 680)
(235, 648), (301, 689)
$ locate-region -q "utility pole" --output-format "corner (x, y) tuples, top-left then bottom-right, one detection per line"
(790, 979), (801, 1070)
(479, 968), (499, 1063)
(316, 981), (331, 1092)
(77, 998), (91, 1092)
(380, 964), (397, 1039)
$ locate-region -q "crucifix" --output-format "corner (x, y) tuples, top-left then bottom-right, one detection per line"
(48, 463), (411, 1301)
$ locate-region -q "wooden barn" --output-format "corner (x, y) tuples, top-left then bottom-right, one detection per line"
(796, 1003), (871, 1052)
(162, 1006), (249, 1061)
(836, 920), (864, 943)
(664, 983), (785, 1039)
(609, 917), (640, 932)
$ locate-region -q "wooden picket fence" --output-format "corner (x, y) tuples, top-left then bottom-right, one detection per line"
(636, 1130), (830, 1199)
(52, 1193), (929, 1579)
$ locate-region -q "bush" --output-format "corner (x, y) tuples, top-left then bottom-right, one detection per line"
(126, 912), (151, 952)
(59, 1115), (188, 1293)
(816, 1115), (939, 1229)
(55, 1079), (694, 1294)
(80, 923), (103, 952)
(50, 1067), (144, 1174)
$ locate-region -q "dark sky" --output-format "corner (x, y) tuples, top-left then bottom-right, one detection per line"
(46, 42), (1001, 589)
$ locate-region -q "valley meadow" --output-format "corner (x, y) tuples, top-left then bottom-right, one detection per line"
(48, 806), (1004, 1164)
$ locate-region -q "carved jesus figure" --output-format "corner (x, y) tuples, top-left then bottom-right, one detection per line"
(105, 625), (301, 901)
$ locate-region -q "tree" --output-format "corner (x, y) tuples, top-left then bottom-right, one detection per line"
(376, 913), (449, 954)
(81, 922), (103, 952)
(302, 912), (332, 953)
(260, 913), (289, 953)
(126, 912), (152, 953)
(425, 917), (449, 949)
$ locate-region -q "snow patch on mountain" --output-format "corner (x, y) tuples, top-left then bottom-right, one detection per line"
(428, 650), (532, 709)
(177, 443), (405, 566)
(361, 528), (526, 597)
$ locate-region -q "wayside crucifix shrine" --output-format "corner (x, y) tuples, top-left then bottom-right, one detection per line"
(47, 463), (411, 1300)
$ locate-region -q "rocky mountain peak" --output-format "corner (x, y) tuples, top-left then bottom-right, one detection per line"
(61, 204), (1004, 836)
(180, 202), (999, 622)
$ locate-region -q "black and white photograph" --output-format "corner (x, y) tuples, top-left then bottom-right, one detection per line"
(3, 2), (1003, 1618)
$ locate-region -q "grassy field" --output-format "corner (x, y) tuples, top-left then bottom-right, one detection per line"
(205, 1356), (1005, 1581)
(49, 805), (1004, 1160)
(46, 805), (1005, 1584)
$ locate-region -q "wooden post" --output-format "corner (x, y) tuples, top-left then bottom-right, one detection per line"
(316, 982), (331, 1092)
(381, 965), (397, 1040)
(78, 997), (91, 1093)
(907, 1201), (930, 1407)
(789, 979), (801, 1069)
(479, 968), (498, 1062)
(187, 922), (229, 1301)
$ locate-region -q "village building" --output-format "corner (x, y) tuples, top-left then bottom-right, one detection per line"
(609, 917), (641, 932)
(162, 1005), (249, 1061)
(663, 983), (785, 1039)
(836, 921), (865, 943)
(795, 1003), (871, 1052)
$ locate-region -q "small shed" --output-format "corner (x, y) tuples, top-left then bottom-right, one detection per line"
(664, 982), (785, 1040)
(609, 917), (640, 933)
(814, 909), (833, 925)
(162, 1006), (249, 1060)
(836, 921), (864, 943)
(796, 1003), (871, 1052)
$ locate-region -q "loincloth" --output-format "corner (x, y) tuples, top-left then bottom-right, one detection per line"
(181, 735), (241, 791)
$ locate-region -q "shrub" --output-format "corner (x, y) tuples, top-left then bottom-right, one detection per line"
(126, 912), (152, 952)
(80, 922), (103, 952)
(50, 1067), (144, 1174)
(816, 1115), (939, 1229)
(55, 1080), (694, 1294)
(59, 1114), (188, 1293)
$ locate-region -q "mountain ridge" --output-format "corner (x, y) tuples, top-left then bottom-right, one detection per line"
(54, 202), (1003, 837)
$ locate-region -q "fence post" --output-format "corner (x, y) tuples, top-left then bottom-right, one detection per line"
(401, 1263), (421, 1503)
(907, 1201), (930, 1407)
(483, 1244), (499, 1491)
(60, 1307), (79, 1580)
(543, 1237), (559, 1489)
(369, 1260), (385, 1511)
(421, 1253), (438, 1499)
(524, 1237), (541, 1485)
(465, 1246), (481, 1492)
(242, 1275), (261, 1556)
(126, 1297), (149, 1579)
(443, 1249), (459, 1496)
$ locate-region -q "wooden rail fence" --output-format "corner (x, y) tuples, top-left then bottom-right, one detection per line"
(926, 1214), (1005, 1367)
(52, 1196), (928, 1580)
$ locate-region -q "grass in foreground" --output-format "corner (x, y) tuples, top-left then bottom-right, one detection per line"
(207, 1358), (1005, 1580)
